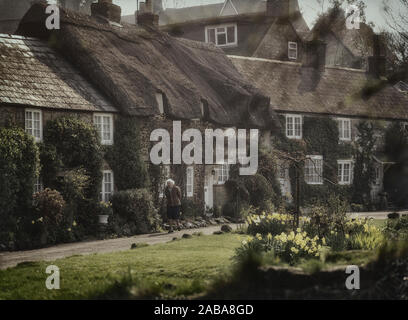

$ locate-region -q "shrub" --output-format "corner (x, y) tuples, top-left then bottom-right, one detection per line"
(0, 127), (39, 249)
(111, 189), (161, 235)
(105, 117), (149, 191)
(181, 198), (198, 218)
(384, 216), (408, 240)
(302, 195), (349, 239)
(32, 189), (66, 244)
(222, 202), (237, 219)
(42, 117), (103, 200)
(0, 127), (39, 215)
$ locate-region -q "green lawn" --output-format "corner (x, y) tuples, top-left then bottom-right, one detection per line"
(0, 233), (245, 300)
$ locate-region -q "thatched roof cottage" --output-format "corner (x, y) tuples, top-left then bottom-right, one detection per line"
(0, 1), (277, 213)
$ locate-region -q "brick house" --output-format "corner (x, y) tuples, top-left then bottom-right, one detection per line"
(230, 48), (408, 204)
(0, 1), (277, 213)
(129, 0), (408, 206)
(122, 0), (309, 62)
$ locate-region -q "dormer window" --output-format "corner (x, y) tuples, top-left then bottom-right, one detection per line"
(205, 23), (237, 47)
(288, 42), (298, 60)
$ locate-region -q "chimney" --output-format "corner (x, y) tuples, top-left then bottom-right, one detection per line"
(91, 0), (121, 24)
(303, 40), (327, 71)
(368, 34), (386, 78)
(136, 0), (159, 27)
(267, 0), (290, 18)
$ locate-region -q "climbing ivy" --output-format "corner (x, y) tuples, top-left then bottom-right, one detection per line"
(352, 121), (377, 207)
(41, 117), (103, 201)
(383, 122), (408, 207)
(104, 117), (149, 191)
(275, 115), (354, 207)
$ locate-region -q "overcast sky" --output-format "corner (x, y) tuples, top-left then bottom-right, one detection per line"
(112, 0), (394, 31)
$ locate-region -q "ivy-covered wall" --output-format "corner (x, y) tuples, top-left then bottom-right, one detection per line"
(274, 114), (354, 207)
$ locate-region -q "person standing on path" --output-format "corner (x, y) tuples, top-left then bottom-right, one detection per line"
(164, 179), (182, 233)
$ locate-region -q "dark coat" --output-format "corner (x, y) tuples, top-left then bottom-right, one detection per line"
(165, 186), (182, 207)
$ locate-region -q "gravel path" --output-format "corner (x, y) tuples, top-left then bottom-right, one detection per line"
(347, 210), (408, 220)
(0, 224), (238, 270)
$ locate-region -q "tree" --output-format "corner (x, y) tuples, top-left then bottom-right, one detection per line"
(375, 1), (408, 82)
(383, 122), (408, 207)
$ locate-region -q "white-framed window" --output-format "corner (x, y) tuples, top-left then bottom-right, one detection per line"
(159, 165), (171, 198)
(34, 176), (43, 194)
(286, 114), (302, 139)
(305, 155), (323, 185)
(94, 113), (113, 145)
(101, 170), (114, 202)
(288, 42), (298, 60)
(338, 160), (353, 185)
(215, 163), (229, 185)
(186, 166), (194, 197)
(337, 118), (352, 141)
(25, 109), (42, 142)
(205, 23), (237, 47)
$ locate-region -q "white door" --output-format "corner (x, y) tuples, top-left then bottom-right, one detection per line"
(204, 175), (214, 212)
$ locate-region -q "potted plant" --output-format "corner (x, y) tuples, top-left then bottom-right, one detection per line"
(98, 201), (113, 224)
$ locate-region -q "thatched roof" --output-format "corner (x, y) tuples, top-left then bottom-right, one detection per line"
(230, 55), (408, 121)
(0, 33), (117, 112)
(16, 2), (277, 129)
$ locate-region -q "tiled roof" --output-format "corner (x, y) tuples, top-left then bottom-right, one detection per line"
(0, 33), (118, 112)
(230, 55), (408, 121)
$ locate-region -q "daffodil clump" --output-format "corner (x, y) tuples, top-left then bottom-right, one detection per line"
(241, 228), (324, 265)
(272, 229), (323, 265)
(346, 220), (384, 250)
(304, 218), (385, 251)
(246, 212), (310, 237)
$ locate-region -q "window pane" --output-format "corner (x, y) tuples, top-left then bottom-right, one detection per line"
(227, 26), (235, 43)
(207, 28), (216, 44)
(217, 33), (227, 45)
(344, 164), (350, 182)
(287, 117), (293, 136)
(344, 120), (350, 139)
(295, 117), (301, 136)
(338, 163), (342, 181)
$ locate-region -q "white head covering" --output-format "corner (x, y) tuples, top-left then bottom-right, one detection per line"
(166, 179), (175, 186)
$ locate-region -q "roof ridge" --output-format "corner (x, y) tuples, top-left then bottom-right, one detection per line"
(228, 55), (367, 73)
(228, 55), (301, 66)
